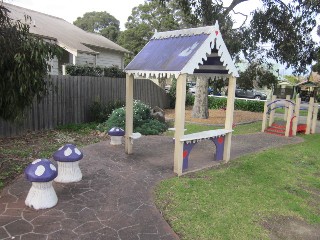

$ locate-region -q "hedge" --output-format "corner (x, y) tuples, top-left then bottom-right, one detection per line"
(65, 65), (125, 78)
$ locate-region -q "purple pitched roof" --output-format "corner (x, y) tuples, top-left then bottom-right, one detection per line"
(125, 23), (238, 78)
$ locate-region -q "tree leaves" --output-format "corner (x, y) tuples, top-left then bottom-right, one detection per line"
(0, 4), (59, 122)
(73, 11), (120, 42)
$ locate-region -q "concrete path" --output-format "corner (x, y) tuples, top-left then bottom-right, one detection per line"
(0, 133), (305, 239)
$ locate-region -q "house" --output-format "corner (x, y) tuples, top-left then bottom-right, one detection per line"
(4, 3), (130, 75)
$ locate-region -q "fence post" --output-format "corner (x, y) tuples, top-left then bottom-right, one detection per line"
(285, 103), (293, 137)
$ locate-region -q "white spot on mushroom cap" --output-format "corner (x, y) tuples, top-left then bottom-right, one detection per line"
(50, 164), (56, 171)
(75, 148), (81, 155)
(35, 165), (45, 176)
(64, 147), (72, 157)
(58, 146), (63, 150)
(32, 159), (42, 164)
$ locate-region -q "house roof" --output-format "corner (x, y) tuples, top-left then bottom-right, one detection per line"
(125, 22), (238, 78)
(3, 3), (130, 55)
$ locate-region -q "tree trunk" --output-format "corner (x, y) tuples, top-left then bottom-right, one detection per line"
(192, 78), (209, 118)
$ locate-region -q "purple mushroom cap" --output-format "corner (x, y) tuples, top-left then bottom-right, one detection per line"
(52, 144), (83, 162)
(25, 159), (58, 182)
(108, 127), (125, 136)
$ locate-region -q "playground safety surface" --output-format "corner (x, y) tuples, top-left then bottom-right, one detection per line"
(0, 133), (306, 239)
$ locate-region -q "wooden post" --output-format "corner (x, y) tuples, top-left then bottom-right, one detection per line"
(269, 95), (277, 127)
(284, 95), (290, 120)
(261, 101), (268, 132)
(224, 76), (236, 162)
(311, 103), (318, 134)
(173, 74), (187, 176)
(285, 104), (293, 137)
(292, 97), (301, 136)
(125, 73), (134, 154)
(305, 97), (314, 135)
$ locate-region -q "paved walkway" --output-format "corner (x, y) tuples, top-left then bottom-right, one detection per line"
(0, 133), (305, 239)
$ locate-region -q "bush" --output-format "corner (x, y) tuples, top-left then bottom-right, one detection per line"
(89, 100), (124, 123)
(65, 65), (125, 78)
(318, 109), (320, 120)
(207, 97), (264, 112)
(97, 100), (167, 135)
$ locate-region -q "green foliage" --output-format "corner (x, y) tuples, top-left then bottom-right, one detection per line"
(97, 100), (167, 135)
(0, 4), (60, 122)
(208, 97), (264, 112)
(103, 66), (126, 78)
(73, 11), (120, 42)
(208, 97), (227, 110)
(237, 62), (278, 90)
(234, 99), (265, 112)
(89, 100), (124, 123)
(65, 64), (103, 76)
(65, 65), (125, 78)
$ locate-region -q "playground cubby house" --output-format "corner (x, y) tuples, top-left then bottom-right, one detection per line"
(262, 95), (319, 136)
(124, 22), (239, 176)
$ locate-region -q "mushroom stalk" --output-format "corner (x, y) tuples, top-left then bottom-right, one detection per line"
(25, 181), (58, 210)
(110, 136), (123, 145)
(54, 161), (82, 183)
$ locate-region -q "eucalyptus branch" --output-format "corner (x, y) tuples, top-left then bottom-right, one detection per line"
(231, 10), (248, 29)
(224, 0), (249, 16)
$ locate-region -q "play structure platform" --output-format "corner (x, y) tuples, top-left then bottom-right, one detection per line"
(262, 95), (318, 137)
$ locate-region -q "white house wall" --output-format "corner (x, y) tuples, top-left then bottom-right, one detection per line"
(48, 56), (59, 75)
(96, 49), (124, 69)
(76, 53), (96, 66)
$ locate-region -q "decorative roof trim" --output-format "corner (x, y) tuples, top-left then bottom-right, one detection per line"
(152, 26), (215, 39)
(180, 22), (238, 78)
(125, 70), (181, 79)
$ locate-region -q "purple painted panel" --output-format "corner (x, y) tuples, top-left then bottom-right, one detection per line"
(125, 34), (209, 72)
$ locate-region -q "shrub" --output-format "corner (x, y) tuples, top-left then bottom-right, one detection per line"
(207, 97), (265, 112)
(89, 100), (124, 123)
(65, 65), (125, 78)
(97, 100), (167, 135)
(104, 66), (126, 78)
(208, 97), (227, 109)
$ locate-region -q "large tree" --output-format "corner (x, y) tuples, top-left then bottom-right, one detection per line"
(0, 4), (59, 122)
(73, 11), (120, 42)
(155, 0), (319, 118)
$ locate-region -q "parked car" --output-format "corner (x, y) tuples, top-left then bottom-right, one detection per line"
(234, 88), (267, 100)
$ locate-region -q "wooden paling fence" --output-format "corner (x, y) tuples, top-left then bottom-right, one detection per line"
(0, 76), (170, 137)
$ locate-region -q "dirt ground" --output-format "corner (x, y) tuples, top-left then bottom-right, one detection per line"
(165, 108), (263, 125)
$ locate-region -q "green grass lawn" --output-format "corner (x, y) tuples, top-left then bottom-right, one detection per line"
(155, 133), (320, 239)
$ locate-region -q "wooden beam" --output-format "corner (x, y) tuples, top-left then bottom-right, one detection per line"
(261, 101), (268, 132)
(305, 97), (314, 135)
(292, 98), (301, 136)
(173, 74), (187, 176)
(224, 76), (236, 162)
(269, 95), (276, 127)
(125, 73), (134, 154)
(285, 103), (293, 137)
(311, 103), (318, 134)
(284, 95), (290, 120)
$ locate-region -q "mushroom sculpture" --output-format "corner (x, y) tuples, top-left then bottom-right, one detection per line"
(53, 144), (83, 183)
(25, 159), (58, 210)
(108, 127), (125, 145)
